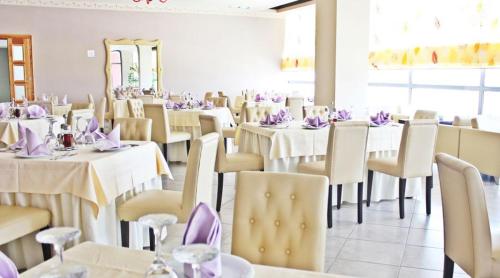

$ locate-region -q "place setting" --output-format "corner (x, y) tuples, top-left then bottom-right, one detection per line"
(259, 109), (293, 129)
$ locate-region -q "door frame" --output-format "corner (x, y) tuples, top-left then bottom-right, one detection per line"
(0, 34), (34, 101)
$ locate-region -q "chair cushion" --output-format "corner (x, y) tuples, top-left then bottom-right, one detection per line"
(167, 131), (191, 144)
(117, 190), (183, 222)
(221, 153), (264, 173)
(0, 206), (51, 245)
(367, 156), (402, 177)
(222, 127), (237, 138)
(297, 161), (327, 177)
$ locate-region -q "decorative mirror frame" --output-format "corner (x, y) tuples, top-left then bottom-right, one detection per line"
(104, 38), (163, 109)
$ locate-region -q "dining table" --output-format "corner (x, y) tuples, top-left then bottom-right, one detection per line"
(0, 116), (64, 147)
(20, 242), (353, 278)
(238, 121), (425, 204)
(0, 141), (171, 269)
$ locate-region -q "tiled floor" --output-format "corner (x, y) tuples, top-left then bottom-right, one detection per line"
(162, 163), (500, 278)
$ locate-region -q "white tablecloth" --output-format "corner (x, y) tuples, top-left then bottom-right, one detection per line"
(238, 122), (424, 203)
(0, 142), (171, 268)
(0, 117), (64, 147)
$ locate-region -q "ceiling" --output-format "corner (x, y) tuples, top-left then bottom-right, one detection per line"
(0, 0), (302, 17)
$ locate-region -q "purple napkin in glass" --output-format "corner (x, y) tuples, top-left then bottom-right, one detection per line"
(162, 91), (170, 100)
(84, 117), (105, 141)
(10, 123), (27, 150)
(254, 94), (266, 102)
(275, 109), (293, 123)
(18, 128), (50, 156)
(370, 111), (391, 126)
(272, 96), (284, 103)
(95, 124), (121, 151)
(182, 202), (222, 278)
(0, 251), (18, 278)
(192, 99), (203, 108)
(0, 103), (8, 119)
(26, 105), (47, 118)
(60, 95), (68, 105)
(305, 116), (328, 128)
(260, 114), (276, 126)
(173, 102), (187, 110)
(337, 109), (352, 121)
(165, 100), (174, 109)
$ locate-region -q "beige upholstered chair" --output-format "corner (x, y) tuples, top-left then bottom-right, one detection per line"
(208, 97), (228, 108)
(459, 128), (500, 184)
(204, 92), (214, 102)
(67, 109), (94, 131)
(286, 97), (305, 121)
(298, 121), (369, 225)
(118, 133), (219, 250)
(471, 117), (479, 129)
(367, 120), (438, 219)
(199, 115), (263, 211)
(0, 205), (52, 260)
(127, 99), (145, 118)
(114, 118), (152, 141)
(136, 95), (155, 104)
(169, 95), (183, 103)
(436, 153), (500, 278)
(232, 171), (328, 272)
(71, 94), (95, 110)
(391, 113), (410, 123)
(245, 106), (274, 123)
(435, 125), (461, 158)
(236, 101), (249, 124)
(95, 97), (107, 130)
(452, 116), (472, 127)
(232, 95), (245, 115)
(414, 109), (438, 120)
(303, 106), (329, 120)
(143, 104), (191, 159)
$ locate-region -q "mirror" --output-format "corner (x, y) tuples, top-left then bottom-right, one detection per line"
(105, 39), (163, 101)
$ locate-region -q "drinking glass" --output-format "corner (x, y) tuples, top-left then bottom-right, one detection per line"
(172, 244), (219, 278)
(35, 227), (87, 278)
(138, 213), (178, 278)
(45, 117), (59, 150)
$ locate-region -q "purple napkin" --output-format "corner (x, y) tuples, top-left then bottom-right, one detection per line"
(96, 124), (121, 151)
(370, 111), (391, 126)
(18, 128), (50, 156)
(173, 102), (187, 110)
(305, 116), (328, 128)
(26, 105), (47, 118)
(272, 96), (284, 103)
(203, 101), (214, 110)
(275, 109), (293, 123)
(10, 123), (27, 150)
(254, 94), (267, 102)
(0, 103), (8, 119)
(84, 117), (105, 140)
(182, 203), (222, 278)
(165, 100), (174, 109)
(260, 114), (276, 125)
(60, 95), (68, 105)
(337, 109), (352, 121)
(0, 251), (18, 278)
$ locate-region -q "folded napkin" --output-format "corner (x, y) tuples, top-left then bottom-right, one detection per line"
(260, 114), (276, 125)
(254, 94), (267, 102)
(275, 109), (293, 123)
(96, 124), (121, 151)
(337, 109), (352, 121)
(173, 102), (187, 110)
(60, 95), (68, 105)
(26, 105), (47, 118)
(84, 117), (105, 141)
(0, 251), (18, 278)
(165, 100), (174, 109)
(272, 96), (284, 103)
(203, 101), (214, 109)
(18, 128), (51, 156)
(182, 203), (222, 278)
(305, 116), (328, 128)
(370, 111), (391, 126)
(10, 123), (27, 150)
(0, 103), (8, 119)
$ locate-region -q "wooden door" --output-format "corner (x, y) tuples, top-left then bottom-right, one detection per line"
(2, 35), (34, 102)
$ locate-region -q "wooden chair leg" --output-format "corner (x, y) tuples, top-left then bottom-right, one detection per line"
(336, 184), (342, 210)
(327, 184), (333, 229)
(40, 226), (52, 261)
(367, 170), (374, 207)
(216, 173), (224, 212)
(162, 143), (168, 161)
(426, 175), (433, 215)
(186, 140), (191, 156)
(443, 255), (454, 278)
(357, 182), (363, 224)
(399, 178), (407, 219)
(120, 220), (130, 248)
(224, 138), (227, 151)
(149, 228), (155, 251)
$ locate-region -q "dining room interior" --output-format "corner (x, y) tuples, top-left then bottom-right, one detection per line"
(0, 0), (499, 277)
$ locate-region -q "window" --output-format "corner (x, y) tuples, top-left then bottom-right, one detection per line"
(111, 50), (122, 88)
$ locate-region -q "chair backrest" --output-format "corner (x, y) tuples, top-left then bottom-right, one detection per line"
(232, 171), (328, 272)
(181, 132), (219, 218)
(414, 109), (438, 120)
(234, 96), (244, 110)
(144, 104), (170, 144)
(325, 121), (369, 184)
(303, 106), (329, 120)
(199, 115), (226, 172)
(127, 99), (145, 118)
(87, 94), (95, 105)
(453, 116), (472, 127)
(113, 99), (130, 119)
(208, 97), (228, 108)
(136, 95), (155, 104)
(286, 97), (305, 121)
(169, 95), (183, 103)
(435, 125), (460, 158)
(217, 91), (224, 97)
(67, 109), (94, 131)
(245, 106), (273, 123)
(95, 97), (107, 129)
(204, 92), (214, 101)
(436, 153), (492, 277)
(459, 128), (500, 177)
(397, 120), (438, 178)
(113, 117), (152, 141)
(471, 118), (479, 129)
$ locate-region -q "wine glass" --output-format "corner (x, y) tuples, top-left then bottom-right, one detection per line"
(172, 244), (219, 278)
(35, 227), (87, 278)
(45, 117), (60, 150)
(138, 214), (178, 278)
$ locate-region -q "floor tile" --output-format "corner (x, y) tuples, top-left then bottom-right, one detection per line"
(401, 246), (443, 270)
(328, 259), (399, 278)
(349, 223), (409, 244)
(338, 239), (405, 266)
(406, 228), (443, 248)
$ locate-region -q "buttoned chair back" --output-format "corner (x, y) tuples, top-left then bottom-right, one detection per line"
(397, 120), (438, 178)
(286, 97), (305, 121)
(436, 153), (500, 278)
(127, 99), (145, 118)
(95, 97), (107, 129)
(204, 92), (214, 101)
(245, 106), (273, 123)
(67, 109), (95, 131)
(414, 109), (438, 120)
(199, 115), (226, 172)
(325, 121), (369, 184)
(453, 116), (472, 127)
(143, 104), (171, 143)
(303, 106), (329, 120)
(208, 97), (228, 108)
(114, 118), (152, 141)
(232, 171), (329, 272)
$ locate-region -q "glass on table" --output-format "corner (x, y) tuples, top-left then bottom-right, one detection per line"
(172, 244), (219, 278)
(45, 117), (60, 150)
(35, 227), (87, 278)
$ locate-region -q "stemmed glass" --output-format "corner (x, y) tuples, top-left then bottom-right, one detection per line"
(172, 244), (219, 278)
(35, 227), (87, 278)
(138, 213), (178, 278)
(74, 116), (84, 145)
(45, 117), (60, 150)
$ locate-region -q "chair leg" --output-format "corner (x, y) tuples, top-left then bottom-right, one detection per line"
(40, 226), (52, 261)
(120, 220), (130, 248)
(162, 143), (168, 161)
(399, 178), (407, 219)
(327, 184), (333, 229)
(367, 170), (373, 207)
(224, 138), (228, 151)
(443, 255), (454, 278)
(357, 182), (363, 224)
(426, 175), (433, 215)
(216, 173), (224, 212)
(149, 228), (155, 251)
(186, 140), (191, 156)
(336, 184), (342, 209)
